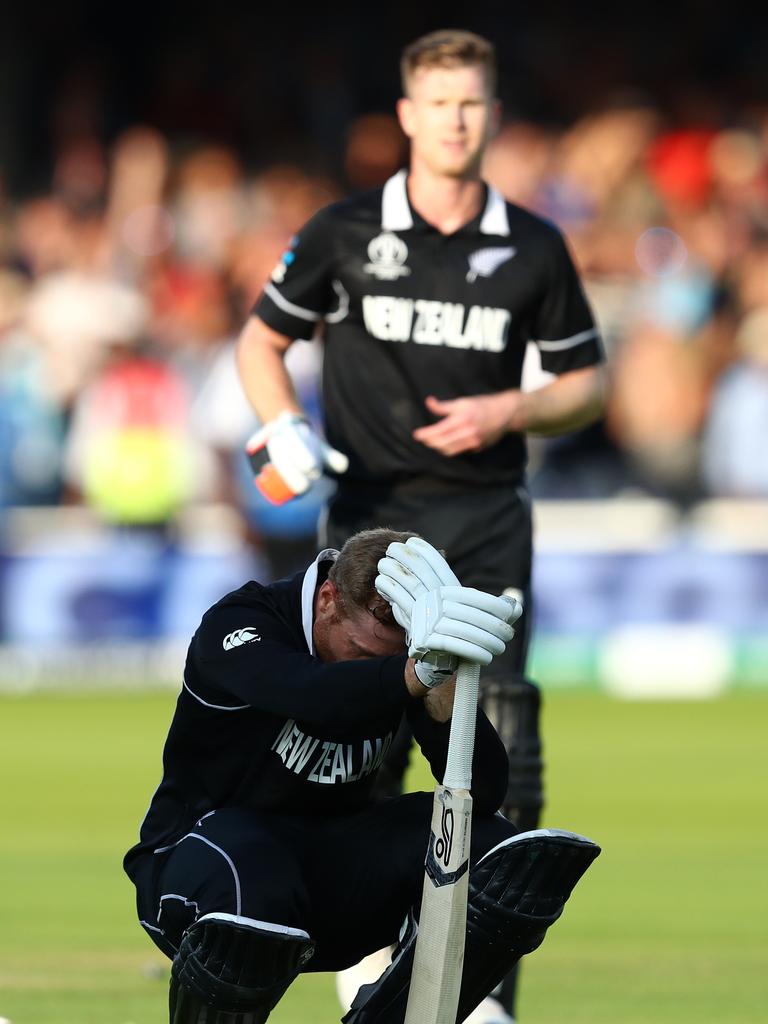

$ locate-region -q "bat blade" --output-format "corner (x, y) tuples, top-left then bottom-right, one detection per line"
(404, 783), (473, 1024)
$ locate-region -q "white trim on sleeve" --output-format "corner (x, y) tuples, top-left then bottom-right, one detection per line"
(326, 279), (350, 324)
(535, 327), (599, 352)
(263, 282), (323, 322)
(182, 676), (249, 711)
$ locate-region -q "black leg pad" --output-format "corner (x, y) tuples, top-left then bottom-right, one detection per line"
(169, 913), (315, 1023)
(343, 829), (600, 1024)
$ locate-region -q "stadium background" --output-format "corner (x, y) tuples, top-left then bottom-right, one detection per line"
(1, 4), (766, 1023)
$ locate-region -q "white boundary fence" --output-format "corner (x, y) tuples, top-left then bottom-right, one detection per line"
(0, 499), (766, 697)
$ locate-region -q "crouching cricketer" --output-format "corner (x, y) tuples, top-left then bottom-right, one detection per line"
(124, 529), (600, 1023)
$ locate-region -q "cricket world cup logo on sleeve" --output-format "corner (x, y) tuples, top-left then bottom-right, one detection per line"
(363, 232), (412, 280)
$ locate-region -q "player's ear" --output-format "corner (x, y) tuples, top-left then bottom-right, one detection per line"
(397, 97), (415, 139)
(316, 579), (340, 620)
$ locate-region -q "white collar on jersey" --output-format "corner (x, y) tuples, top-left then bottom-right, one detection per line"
(301, 548), (339, 653)
(381, 168), (510, 236)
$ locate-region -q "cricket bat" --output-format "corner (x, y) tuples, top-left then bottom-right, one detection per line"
(403, 658), (480, 1024)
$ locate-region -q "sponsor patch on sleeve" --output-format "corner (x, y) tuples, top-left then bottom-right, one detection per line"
(223, 627), (262, 651)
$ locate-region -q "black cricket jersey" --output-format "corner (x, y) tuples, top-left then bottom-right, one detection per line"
(253, 169), (604, 488)
(124, 550), (509, 901)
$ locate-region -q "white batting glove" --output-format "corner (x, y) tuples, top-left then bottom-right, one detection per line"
(409, 586), (521, 686)
(375, 537), (460, 632)
(245, 411), (349, 504)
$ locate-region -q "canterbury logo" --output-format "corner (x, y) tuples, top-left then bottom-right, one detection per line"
(223, 628), (261, 650)
(466, 246), (517, 282)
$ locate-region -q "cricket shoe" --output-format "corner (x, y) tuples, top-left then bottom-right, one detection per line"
(462, 996), (515, 1024)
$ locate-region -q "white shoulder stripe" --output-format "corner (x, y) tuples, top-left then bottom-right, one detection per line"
(536, 327), (599, 352)
(183, 676), (249, 711)
(263, 282), (322, 322)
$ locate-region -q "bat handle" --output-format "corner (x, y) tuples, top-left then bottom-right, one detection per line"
(442, 659), (480, 792)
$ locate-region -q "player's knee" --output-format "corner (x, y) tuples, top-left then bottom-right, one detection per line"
(169, 913), (315, 1023)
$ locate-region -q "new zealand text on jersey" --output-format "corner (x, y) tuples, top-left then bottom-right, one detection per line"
(362, 295), (511, 352)
(271, 718), (394, 785)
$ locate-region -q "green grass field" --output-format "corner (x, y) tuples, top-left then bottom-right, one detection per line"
(1, 689), (765, 1024)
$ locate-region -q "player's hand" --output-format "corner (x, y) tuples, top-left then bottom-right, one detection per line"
(412, 393), (524, 455)
(245, 411), (348, 505)
(409, 586), (521, 686)
(375, 537), (460, 633)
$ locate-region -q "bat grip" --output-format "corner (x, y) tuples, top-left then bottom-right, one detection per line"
(443, 659), (480, 791)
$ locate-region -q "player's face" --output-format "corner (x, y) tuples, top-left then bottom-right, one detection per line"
(314, 581), (407, 663)
(398, 64), (499, 179)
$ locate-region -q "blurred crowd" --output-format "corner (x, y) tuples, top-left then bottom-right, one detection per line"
(1, 95), (768, 574)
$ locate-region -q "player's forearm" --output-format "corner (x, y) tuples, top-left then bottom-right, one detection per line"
(511, 365), (607, 437)
(235, 316), (302, 422)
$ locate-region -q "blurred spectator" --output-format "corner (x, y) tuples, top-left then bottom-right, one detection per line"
(604, 226), (719, 503)
(170, 144), (246, 268)
(343, 113), (407, 191)
(52, 136), (109, 217)
(106, 126), (172, 280)
(0, 269), (65, 507)
(483, 120), (556, 209)
(646, 128), (716, 212)
(702, 307), (768, 496)
(24, 271), (149, 407)
(2, 69), (768, 524)
(64, 346), (196, 528)
(13, 197), (81, 277)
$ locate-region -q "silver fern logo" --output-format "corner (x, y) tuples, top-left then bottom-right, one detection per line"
(466, 246), (517, 282)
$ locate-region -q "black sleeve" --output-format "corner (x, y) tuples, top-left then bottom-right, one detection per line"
(187, 601), (409, 731)
(531, 226), (605, 375)
(407, 701), (509, 815)
(251, 205), (338, 339)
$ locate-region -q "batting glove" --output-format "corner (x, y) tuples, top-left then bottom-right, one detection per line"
(375, 537), (460, 632)
(409, 586), (521, 686)
(245, 411), (348, 505)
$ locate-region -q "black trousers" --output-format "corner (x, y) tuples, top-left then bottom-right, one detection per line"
(142, 797), (516, 972)
(322, 482), (543, 827)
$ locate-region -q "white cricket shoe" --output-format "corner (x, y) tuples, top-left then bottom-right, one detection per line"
(335, 946), (394, 1013)
(462, 995), (516, 1024)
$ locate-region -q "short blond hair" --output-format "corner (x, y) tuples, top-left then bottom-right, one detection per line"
(401, 29), (497, 97)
